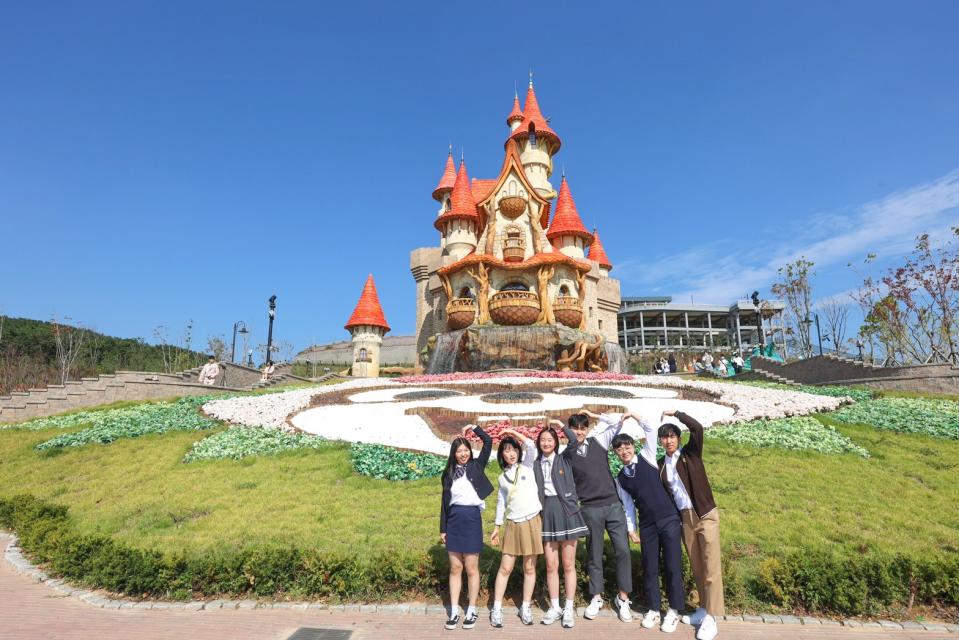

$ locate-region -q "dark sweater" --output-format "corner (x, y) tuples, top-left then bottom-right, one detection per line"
(617, 459), (679, 528)
(562, 428), (619, 508)
(657, 412), (717, 518)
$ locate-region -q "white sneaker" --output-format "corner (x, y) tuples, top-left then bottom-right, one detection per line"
(682, 607), (707, 625)
(695, 614), (718, 640)
(541, 607), (563, 625)
(562, 605), (576, 628)
(615, 596), (633, 622)
(584, 595), (603, 619)
(490, 609), (503, 628)
(519, 605), (534, 626)
(661, 609), (680, 633)
(641, 610), (661, 628)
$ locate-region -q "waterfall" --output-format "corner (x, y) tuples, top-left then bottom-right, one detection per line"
(604, 342), (628, 373)
(426, 329), (466, 374)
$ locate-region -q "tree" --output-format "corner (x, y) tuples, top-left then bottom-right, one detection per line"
(819, 298), (850, 356)
(771, 258), (815, 357)
(206, 335), (228, 361)
(51, 316), (87, 384)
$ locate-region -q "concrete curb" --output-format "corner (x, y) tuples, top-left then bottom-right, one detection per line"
(2, 533), (956, 632)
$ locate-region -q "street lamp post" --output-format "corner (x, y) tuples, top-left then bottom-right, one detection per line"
(230, 321), (248, 364)
(266, 295), (277, 364)
(803, 313), (824, 357)
(751, 291), (765, 353)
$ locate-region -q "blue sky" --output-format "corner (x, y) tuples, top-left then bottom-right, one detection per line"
(2, 1), (958, 354)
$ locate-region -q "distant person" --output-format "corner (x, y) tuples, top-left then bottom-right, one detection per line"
(731, 353), (744, 374)
(702, 352), (713, 368)
(658, 410), (724, 640)
(667, 353), (677, 373)
(198, 356), (219, 386)
(260, 361), (276, 381)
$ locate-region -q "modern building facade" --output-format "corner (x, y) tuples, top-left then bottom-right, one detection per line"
(618, 296), (788, 356)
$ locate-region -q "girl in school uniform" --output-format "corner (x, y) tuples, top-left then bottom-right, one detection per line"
(440, 424), (493, 630)
(488, 427), (543, 628)
(533, 426), (589, 628)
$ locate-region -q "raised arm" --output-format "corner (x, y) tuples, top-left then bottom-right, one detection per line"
(593, 412), (626, 450)
(663, 410), (704, 457)
(470, 424), (494, 468)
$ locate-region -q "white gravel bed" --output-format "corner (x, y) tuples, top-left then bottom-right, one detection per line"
(553, 385), (679, 398)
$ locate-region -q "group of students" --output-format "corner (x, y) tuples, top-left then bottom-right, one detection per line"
(439, 409), (724, 639)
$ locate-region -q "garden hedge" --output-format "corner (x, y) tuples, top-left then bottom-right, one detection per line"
(1, 494), (956, 614)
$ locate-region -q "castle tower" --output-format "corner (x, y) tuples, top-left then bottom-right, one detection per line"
(588, 228), (613, 277)
(344, 274), (391, 378)
(433, 159), (479, 263)
(546, 176), (593, 260)
(507, 75), (562, 198)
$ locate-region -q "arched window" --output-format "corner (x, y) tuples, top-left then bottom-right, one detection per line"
(445, 198), (451, 211)
(502, 281), (529, 292)
(559, 284), (570, 296)
(358, 348), (368, 362)
(528, 124), (537, 148)
(459, 286), (474, 299)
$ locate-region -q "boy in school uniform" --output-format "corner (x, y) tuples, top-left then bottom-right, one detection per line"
(549, 409), (633, 623)
(611, 411), (684, 633)
(658, 410), (724, 640)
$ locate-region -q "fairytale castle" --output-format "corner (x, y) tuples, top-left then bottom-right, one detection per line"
(409, 79), (621, 368)
(343, 79), (622, 376)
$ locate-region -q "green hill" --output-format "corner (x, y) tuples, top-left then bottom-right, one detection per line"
(0, 316), (204, 394)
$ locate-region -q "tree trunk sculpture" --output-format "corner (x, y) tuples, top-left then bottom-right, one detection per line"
(537, 265), (556, 325)
(466, 262), (491, 324)
(576, 269), (588, 330)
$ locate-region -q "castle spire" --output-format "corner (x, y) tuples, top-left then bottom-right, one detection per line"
(546, 176), (592, 244)
(431, 148), (457, 201)
(506, 91), (524, 128)
(434, 159), (479, 230)
(506, 75), (561, 152)
(588, 227), (613, 272)
(345, 274), (391, 333)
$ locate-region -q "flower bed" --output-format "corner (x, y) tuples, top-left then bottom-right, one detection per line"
(463, 419), (546, 446)
(350, 442), (446, 480)
(35, 396), (221, 450)
(556, 386), (635, 399)
(183, 426), (336, 462)
(732, 379), (876, 402)
(395, 371), (634, 384)
(479, 391), (543, 404)
(707, 416), (870, 457)
(830, 397), (959, 439)
(393, 389), (463, 401)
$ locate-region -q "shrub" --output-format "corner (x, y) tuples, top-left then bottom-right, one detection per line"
(831, 397), (959, 439)
(183, 427), (337, 462)
(350, 443), (446, 480)
(708, 416), (870, 457)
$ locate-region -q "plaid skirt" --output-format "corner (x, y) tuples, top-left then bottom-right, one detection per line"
(540, 496), (588, 541)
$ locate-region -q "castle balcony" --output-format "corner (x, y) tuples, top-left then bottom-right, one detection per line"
(553, 295), (583, 328)
(502, 235), (526, 263)
(446, 297), (477, 330)
(489, 290), (540, 326)
(498, 195), (527, 219)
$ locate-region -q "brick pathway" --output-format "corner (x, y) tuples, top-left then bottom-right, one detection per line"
(1, 539), (952, 640)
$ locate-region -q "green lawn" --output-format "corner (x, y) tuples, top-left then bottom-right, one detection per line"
(1, 393), (957, 612)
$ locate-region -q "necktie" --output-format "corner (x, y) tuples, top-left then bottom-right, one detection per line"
(453, 465), (467, 480)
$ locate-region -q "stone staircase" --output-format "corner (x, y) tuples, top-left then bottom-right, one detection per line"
(0, 362), (318, 425)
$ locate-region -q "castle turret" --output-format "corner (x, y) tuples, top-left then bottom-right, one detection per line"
(546, 176), (592, 260)
(434, 159), (479, 262)
(506, 92), (523, 133)
(344, 274), (390, 378)
(507, 75), (561, 198)
(588, 227), (613, 277)
(432, 148), (457, 219)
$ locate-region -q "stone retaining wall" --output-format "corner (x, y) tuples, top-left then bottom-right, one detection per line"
(751, 355), (959, 394)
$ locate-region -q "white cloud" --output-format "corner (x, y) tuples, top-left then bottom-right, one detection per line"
(618, 169), (959, 304)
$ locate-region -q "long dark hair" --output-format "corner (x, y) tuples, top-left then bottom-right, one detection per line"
(536, 427), (559, 458)
(496, 436), (523, 470)
(442, 437), (472, 485)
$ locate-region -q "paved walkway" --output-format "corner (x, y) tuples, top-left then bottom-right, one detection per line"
(1, 539), (953, 640)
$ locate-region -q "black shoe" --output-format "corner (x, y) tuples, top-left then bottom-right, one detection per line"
(445, 614), (460, 630)
(463, 612), (478, 629)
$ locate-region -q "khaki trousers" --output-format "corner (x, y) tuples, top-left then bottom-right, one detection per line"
(680, 508), (725, 616)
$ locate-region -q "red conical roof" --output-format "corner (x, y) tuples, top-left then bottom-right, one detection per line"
(506, 93), (523, 125)
(344, 274), (390, 333)
(588, 228), (613, 271)
(508, 80), (561, 151)
(546, 176), (592, 242)
(434, 160), (480, 230)
(432, 150), (457, 201)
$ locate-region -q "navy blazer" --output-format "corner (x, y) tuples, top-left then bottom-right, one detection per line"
(440, 426), (493, 534)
